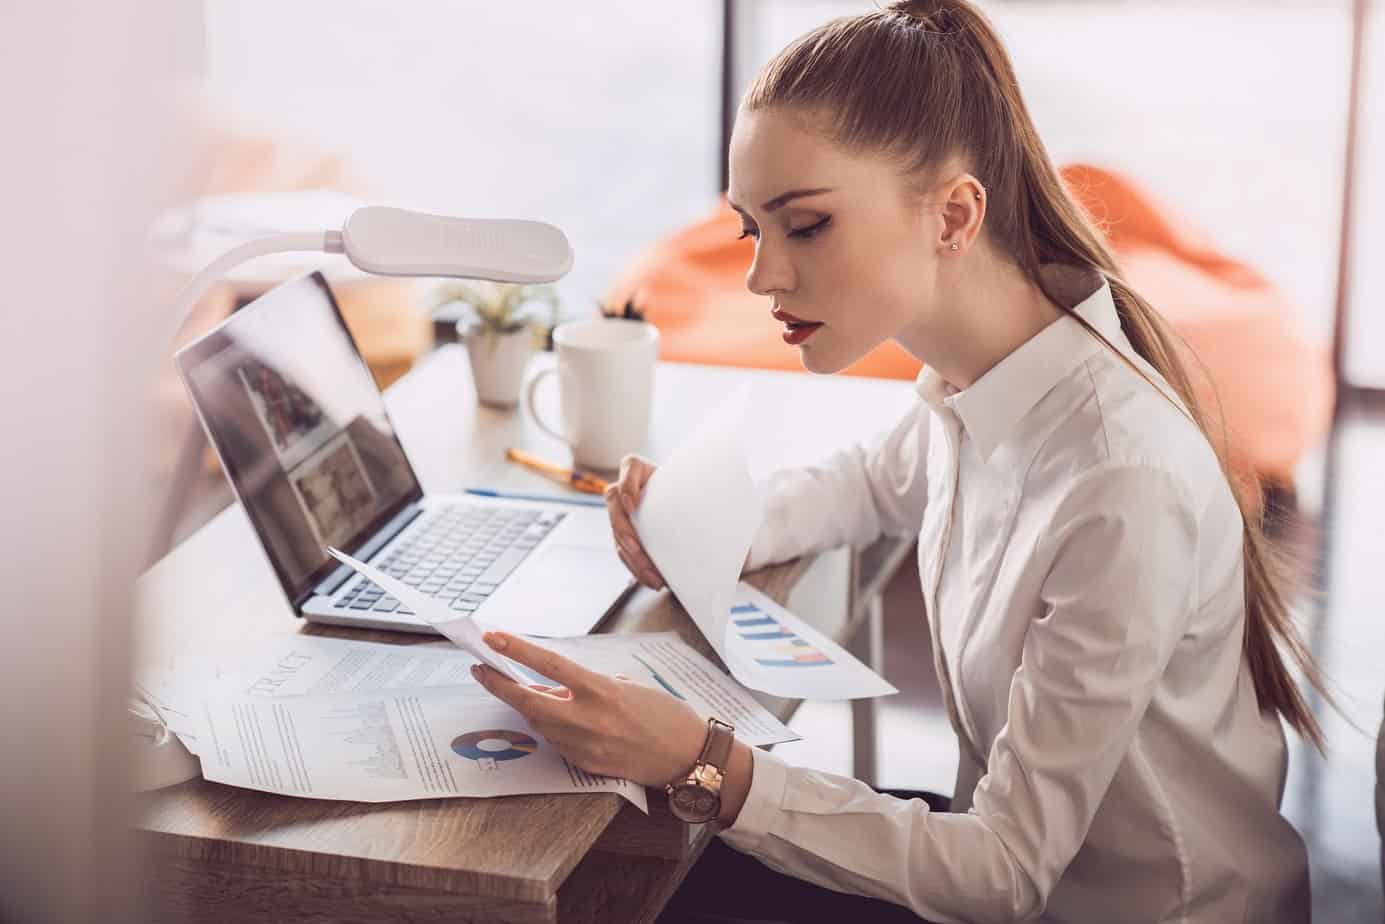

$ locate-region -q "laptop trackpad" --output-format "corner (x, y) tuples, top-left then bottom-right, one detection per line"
(483, 544), (629, 638)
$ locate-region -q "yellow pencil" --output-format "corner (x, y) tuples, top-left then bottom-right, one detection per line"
(505, 448), (610, 494)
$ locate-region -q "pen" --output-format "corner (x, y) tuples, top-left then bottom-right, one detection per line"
(505, 447), (609, 494)
(464, 487), (608, 508)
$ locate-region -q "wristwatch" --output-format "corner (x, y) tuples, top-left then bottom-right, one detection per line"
(666, 717), (735, 824)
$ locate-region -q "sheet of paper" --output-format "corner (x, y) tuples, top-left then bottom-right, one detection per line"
(625, 387), (894, 701)
(194, 683), (646, 809)
(536, 633), (798, 747)
(148, 623), (824, 809)
(228, 632), (799, 747)
(217, 633), (485, 698)
(326, 546), (531, 684)
(135, 660), (221, 753)
(633, 385), (763, 662)
(722, 583), (898, 700)
(136, 635), (491, 756)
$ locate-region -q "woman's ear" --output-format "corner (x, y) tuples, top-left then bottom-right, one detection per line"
(938, 172), (986, 254)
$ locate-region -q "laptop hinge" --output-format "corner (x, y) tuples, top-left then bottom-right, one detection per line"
(311, 501), (424, 598)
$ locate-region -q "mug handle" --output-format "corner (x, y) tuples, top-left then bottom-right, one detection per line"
(524, 367), (566, 443)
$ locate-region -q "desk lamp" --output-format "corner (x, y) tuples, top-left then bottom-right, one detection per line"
(168, 204), (574, 332)
(136, 205), (574, 791)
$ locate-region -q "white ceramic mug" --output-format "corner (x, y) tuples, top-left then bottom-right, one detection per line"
(524, 318), (659, 471)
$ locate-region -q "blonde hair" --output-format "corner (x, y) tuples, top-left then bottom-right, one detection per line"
(745, 0), (1326, 748)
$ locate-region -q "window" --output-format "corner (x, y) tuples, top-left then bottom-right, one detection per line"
(202, 1), (720, 310)
(1344, 0), (1385, 387)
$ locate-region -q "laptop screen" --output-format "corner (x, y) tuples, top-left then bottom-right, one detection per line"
(175, 272), (422, 606)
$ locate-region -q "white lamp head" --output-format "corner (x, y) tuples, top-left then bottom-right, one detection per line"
(335, 206), (573, 284)
(166, 202), (576, 340)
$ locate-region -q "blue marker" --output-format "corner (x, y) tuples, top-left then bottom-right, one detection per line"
(464, 487), (607, 508)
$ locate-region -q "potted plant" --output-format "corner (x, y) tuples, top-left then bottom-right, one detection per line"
(598, 295), (648, 323)
(434, 281), (560, 408)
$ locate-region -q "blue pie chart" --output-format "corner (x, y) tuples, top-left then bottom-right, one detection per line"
(451, 729), (539, 761)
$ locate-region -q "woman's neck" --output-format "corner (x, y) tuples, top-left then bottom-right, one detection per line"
(897, 249), (1069, 391)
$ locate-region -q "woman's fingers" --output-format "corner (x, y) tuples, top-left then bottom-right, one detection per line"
(617, 455), (654, 508)
(483, 632), (602, 694)
(617, 545), (664, 590)
(607, 504), (662, 589)
(471, 665), (567, 723)
(626, 535), (665, 588)
(605, 456), (666, 588)
(604, 483), (634, 543)
(626, 456), (655, 505)
(608, 460), (644, 525)
(603, 490), (624, 551)
(613, 525), (665, 589)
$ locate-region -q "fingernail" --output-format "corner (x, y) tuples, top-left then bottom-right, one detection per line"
(619, 534), (637, 556)
(470, 665), (483, 680)
(484, 631), (508, 650)
(621, 492), (634, 515)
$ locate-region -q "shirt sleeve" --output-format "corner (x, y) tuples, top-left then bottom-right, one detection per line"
(721, 464), (1201, 924)
(745, 400), (931, 571)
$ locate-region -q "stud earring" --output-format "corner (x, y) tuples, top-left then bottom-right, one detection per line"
(974, 192), (982, 200)
(949, 242), (960, 251)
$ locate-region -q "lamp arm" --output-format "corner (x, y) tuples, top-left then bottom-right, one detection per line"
(167, 230), (341, 338)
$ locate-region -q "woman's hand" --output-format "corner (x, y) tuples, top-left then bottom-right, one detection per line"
(604, 455), (666, 589)
(604, 454), (755, 588)
(470, 630), (709, 787)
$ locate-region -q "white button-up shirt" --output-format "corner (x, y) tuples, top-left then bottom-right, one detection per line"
(722, 273), (1310, 923)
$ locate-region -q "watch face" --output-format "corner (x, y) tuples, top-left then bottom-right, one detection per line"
(669, 781), (720, 823)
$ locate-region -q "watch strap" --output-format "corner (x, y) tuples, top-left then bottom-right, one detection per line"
(699, 718), (734, 774)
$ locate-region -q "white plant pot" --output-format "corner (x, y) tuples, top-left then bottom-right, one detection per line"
(462, 325), (536, 408)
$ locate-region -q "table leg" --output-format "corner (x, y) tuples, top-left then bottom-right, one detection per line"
(849, 591), (884, 785)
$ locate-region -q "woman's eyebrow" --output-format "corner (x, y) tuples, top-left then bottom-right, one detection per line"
(728, 187), (836, 215)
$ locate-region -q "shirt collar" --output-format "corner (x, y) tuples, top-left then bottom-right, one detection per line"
(914, 270), (1124, 462)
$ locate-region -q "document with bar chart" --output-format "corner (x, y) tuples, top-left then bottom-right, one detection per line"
(631, 387), (895, 701)
(722, 582), (898, 700)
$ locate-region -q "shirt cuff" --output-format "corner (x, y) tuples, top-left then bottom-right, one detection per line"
(718, 745), (789, 854)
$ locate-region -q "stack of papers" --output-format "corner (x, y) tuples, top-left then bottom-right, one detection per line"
(136, 632), (799, 809)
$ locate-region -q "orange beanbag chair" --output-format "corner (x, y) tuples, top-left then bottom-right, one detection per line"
(605, 163), (1332, 488)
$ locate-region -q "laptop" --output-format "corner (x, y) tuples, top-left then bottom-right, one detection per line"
(175, 271), (634, 638)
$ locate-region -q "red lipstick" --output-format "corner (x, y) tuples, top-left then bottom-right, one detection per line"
(772, 306), (824, 345)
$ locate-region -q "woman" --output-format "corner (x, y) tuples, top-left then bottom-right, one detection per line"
(470, 2), (1323, 920)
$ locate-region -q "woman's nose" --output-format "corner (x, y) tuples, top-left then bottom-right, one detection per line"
(745, 243), (795, 297)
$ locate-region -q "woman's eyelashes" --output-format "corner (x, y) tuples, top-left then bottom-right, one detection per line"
(791, 216), (831, 239)
(737, 216), (832, 242)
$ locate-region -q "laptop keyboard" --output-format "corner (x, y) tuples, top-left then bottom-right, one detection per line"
(334, 504), (565, 616)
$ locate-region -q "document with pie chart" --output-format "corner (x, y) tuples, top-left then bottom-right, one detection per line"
(194, 678), (647, 810)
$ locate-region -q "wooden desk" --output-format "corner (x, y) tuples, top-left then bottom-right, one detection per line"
(135, 347), (918, 923)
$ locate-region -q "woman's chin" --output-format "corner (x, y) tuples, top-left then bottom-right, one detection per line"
(799, 343), (857, 375)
